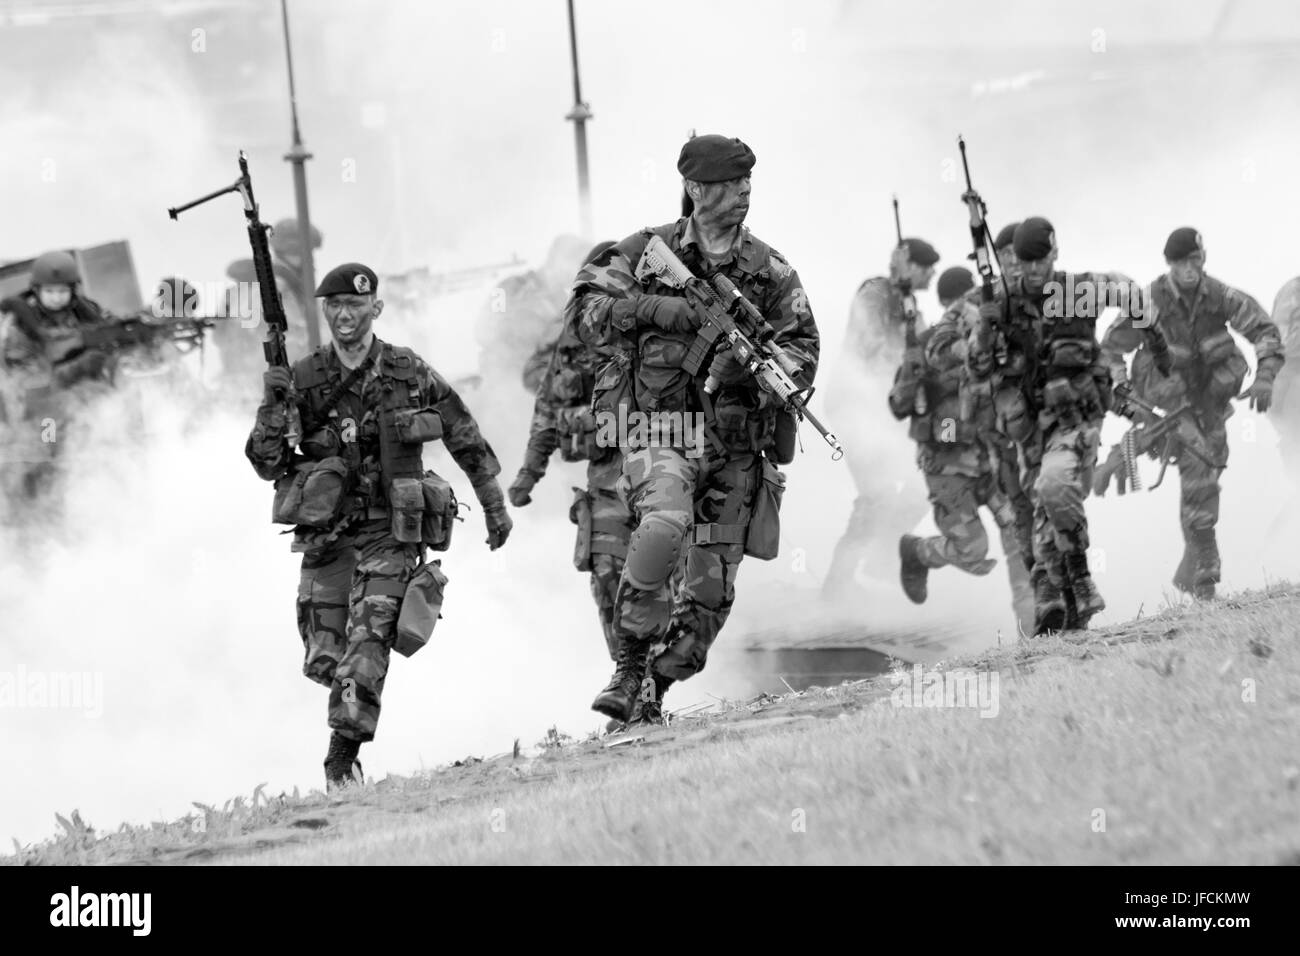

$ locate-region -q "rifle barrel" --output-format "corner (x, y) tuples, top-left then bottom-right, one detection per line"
(168, 181), (240, 220)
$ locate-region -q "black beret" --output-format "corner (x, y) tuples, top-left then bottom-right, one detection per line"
(901, 237), (940, 267)
(936, 266), (975, 303)
(1013, 216), (1056, 261)
(994, 222), (1021, 251)
(1163, 227), (1204, 261)
(315, 262), (379, 297)
(677, 134), (756, 183)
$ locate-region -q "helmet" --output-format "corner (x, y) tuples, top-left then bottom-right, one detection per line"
(271, 218), (323, 257)
(31, 250), (81, 287)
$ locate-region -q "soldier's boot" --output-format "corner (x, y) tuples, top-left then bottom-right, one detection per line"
(324, 731), (362, 791)
(1065, 551), (1106, 627)
(898, 534), (929, 604)
(1032, 570), (1067, 636)
(1191, 527), (1220, 600)
(1172, 542), (1197, 594)
(635, 672), (675, 726)
(592, 635), (651, 723)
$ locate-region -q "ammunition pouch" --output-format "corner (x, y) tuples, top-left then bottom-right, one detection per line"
(770, 410), (798, 465)
(634, 332), (694, 415)
(556, 406), (602, 462)
(743, 457), (786, 561)
(420, 471), (458, 552)
(388, 477), (425, 543)
(393, 560), (449, 658)
(272, 456), (349, 528)
(712, 394), (773, 454)
(393, 409), (443, 444)
(591, 352), (635, 426)
(908, 412), (933, 443)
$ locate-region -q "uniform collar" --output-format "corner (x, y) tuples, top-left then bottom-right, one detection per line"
(329, 334), (381, 372)
(679, 216), (752, 269)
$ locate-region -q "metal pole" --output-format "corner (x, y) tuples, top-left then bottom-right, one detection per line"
(281, 0), (320, 350)
(564, 0), (593, 236)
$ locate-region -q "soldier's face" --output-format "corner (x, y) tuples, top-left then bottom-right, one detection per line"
(1168, 252), (1205, 290)
(37, 285), (72, 311)
(905, 262), (935, 290)
(694, 175), (751, 227)
(997, 247), (1021, 281)
(1020, 254), (1055, 294)
(323, 293), (381, 346)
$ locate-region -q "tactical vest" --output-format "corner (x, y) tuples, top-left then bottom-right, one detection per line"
(2, 292), (105, 364)
(292, 341), (425, 500)
(908, 321), (978, 447)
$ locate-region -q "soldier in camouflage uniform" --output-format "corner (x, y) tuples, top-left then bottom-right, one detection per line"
(572, 134), (819, 724)
(970, 217), (1162, 634)
(894, 267), (1035, 635)
(1267, 275), (1300, 487)
(507, 241), (636, 661)
(246, 262), (512, 789)
(0, 251), (115, 502)
(1101, 227), (1282, 599)
(822, 236), (940, 598)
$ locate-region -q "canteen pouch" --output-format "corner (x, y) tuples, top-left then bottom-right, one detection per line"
(389, 477), (425, 544)
(394, 561), (449, 658)
(419, 472), (458, 551)
(744, 457), (786, 561)
(272, 456), (348, 528)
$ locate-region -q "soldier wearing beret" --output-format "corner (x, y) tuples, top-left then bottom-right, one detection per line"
(891, 267), (1035, 635)
(1101, 227), (1283, 599)
(968, 217), (1160, 633)
(246, 262), (513, 788)
(823, 231), (940, 599)
(570, 134), (820, 725)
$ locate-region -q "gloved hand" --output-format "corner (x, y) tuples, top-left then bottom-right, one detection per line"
(1112, 382), (1135, 419)
(508, 469), (539, 507)
(1245, 376), (1274, 413)
(707, 348), (748, 387)
(53, 348), (109, 387)
(635, 295), (699, 334)
(484, 505), (513, 550)
(263, 366), (293, 405)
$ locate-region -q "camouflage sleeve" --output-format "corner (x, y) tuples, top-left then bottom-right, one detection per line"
(844, 279), (892, 367)
(421, 360), (505, 508)
(244, 396), (297, 482)
(1271, 277), (1300, 365)
(1226, 284), (1285, 379)
(1099, 313), (1147, 389)
(763, 253), (820, 384)
(0, 301), (42, 371)
(519, 350), (561, 478)
(572, 244), (642, 350)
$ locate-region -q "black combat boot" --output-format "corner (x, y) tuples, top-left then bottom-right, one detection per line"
(1033, 569), (1067, 635)
(898, 534), (929, 604)
(1172, 542), (1196, 594)
(636, 672), (675, 726)
(1190, 527), (1220, 600)
(592, 636), (650, 723)
(1065, 550), (1106, 626)
(324, 731), (362, 791)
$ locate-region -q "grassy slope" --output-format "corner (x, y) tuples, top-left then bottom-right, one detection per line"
(10, 586), (1300, 865)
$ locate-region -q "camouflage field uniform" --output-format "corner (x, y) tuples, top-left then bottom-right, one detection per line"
(516, 304), (634, 660)
(1102, 273), (1283, 594)
(823, 276), (927, 594)
(0, 291), (115, 501)
(971, 271), (1131, 631)
(574, 218), (819, 703)
(890, 299), (1035, 635)
(246, 336), (503, 743)
(1268, 277), (1300, 482)
(477, 269), (572, 394)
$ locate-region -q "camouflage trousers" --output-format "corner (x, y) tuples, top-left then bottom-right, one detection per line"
(616, 445), (762, 682)
(913, 469), (1035, 637)
(575, 454), (634, 661)
(1177, 416), (1230, 581)
(295, 516), (424, 742)
(1032, 422), (1101, 586)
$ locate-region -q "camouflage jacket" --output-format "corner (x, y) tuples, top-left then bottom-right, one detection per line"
(1, 291), (116, 420)
(890, 299), (988, 477)
(571, 217), (819, 455)
(1103, 273), (1281, 414)
(246, 335), (503, 518)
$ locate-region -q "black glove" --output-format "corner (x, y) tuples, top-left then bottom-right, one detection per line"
(484, 506), (513, 550)
(263, 366), (293, 405)
(508, 469), (540, 507)
(635, 295), (699, 333)
(1245, 376), (1274, 413)
(1112, 382), (1135, 419)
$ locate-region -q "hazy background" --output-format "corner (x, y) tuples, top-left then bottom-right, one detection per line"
(3, 0), (1299, 846)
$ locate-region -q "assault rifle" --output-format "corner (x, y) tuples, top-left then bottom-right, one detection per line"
(168, 152), (300, 442)
(955, 135), (1009, 422)
(1093, 391), (1225, 496)
(638, 234), (843, 459)
(894, 194), (926, 416)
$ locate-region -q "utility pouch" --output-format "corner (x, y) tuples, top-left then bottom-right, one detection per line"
(771, 410), (798, 465)
(744, 457), (786, 561)
(908, 412), (933, 443)
(420, 471), (458, 551)
(272, 456), (349, 528)
(394, 561), (449, 658)
(714, 402), (751, 452)
(569, 486), (594, 572)
(393, 409), (443, 443)
(389, 477), (425, 543)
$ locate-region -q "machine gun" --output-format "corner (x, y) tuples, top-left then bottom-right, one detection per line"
(168, 152), (300, 443)
(1093, 391), (1225, 496)
(79, 313), (226, 356)
(638, 234), (843, 459)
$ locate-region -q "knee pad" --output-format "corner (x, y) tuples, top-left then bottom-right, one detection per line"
(623, 513), (688, 590)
